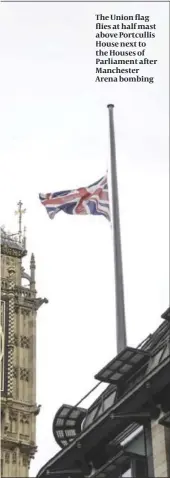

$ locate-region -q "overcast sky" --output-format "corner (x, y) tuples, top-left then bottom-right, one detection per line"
(0, 1), (169, 476)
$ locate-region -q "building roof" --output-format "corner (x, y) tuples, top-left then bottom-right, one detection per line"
(37, 315), (170, 478)
(0, 228), (26, 257)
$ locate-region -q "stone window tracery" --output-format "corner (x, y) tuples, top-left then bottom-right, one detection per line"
(23, 455), (28, 466)
(20, 336), (30, 348)
(9, 411), (17, 433)
(5, 452), (10, 464)
(13, 366), (18, 378)
(12, 452), (17, 464)
(20, 368), (30, 381)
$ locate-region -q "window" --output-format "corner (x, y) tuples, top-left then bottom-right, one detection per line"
(23, 456), (28, 466)
(12, 452), (17, 464)
(122, 469), (131, 477)
(120, 457), (147, 478)
(120, 426), (154, 478)
(1, 459), (3, 477)
(5, 452), (10, 464)
(131, 457), (148, 477)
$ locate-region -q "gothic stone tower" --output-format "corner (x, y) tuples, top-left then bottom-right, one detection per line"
(0, 224), (48, 477)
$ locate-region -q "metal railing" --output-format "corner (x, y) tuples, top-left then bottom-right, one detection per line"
(0, 227), (26, 249)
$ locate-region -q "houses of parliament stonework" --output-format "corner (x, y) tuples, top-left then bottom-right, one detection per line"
(0, 202), (47, 477)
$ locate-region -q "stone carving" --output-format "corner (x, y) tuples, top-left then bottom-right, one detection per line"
(12, 452), (17, 464)
(20, 368), (30, 382)
(5, 452), (10, 464)
(20, 336), (30, 349)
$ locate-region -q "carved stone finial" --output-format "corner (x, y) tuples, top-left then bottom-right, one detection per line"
(30, 253), (36, 268)
(15, 200), (26, 244)
(23, 226), (27, 249)
(30, 253), (36, 290)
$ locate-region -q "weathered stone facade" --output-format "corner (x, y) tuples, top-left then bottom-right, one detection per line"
(1, 230), (47, 477)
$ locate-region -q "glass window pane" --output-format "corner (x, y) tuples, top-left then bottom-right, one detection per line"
(65, 419), (75, 426)
(61, 440), (68, 446)
(129, 353), (142, 364)
(110, 372), (122, 380)
(132, 458), (148, 477)
(84, 407), (98, 427)
(104, 391), (116, 411)
(120, 364), (132, 373)
(96, 403), (104, 418)
(56, 418), (64, 426)
(160, 345), (168, 362)
(69, 410), (79, 418)
(125, 430), (145, 455)
(150, 348), (166, 369)
(122, 469), (131, 477)
(57, 430), (64, 438)
(110, 360), (122, 370)
(121, 351), (133, 360)
(60, 407), (69, 417)
(102, 369), (112, 378)
(65, 430), (76, 437)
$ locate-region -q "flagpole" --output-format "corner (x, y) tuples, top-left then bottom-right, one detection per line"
(107, 104), (127, 354)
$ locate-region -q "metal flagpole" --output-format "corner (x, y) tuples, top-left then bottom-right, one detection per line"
(107, 104), (127, 353)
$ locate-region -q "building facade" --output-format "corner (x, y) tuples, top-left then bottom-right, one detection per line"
(0, 227), (47, 477)
(37, 309), (170, 478)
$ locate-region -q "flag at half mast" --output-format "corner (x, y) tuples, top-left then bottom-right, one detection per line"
(39, 176), (110, 220)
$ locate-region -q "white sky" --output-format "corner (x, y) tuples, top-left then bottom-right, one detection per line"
(0, 1), (169, 475)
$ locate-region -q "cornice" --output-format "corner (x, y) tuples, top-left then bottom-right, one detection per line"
(1, 437), (37, 456)
(1, 284), (48, 311)
(1, 244), (27, 258)
(1, 398), (38, 413)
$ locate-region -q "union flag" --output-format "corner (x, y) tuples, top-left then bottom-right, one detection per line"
(39, 176), (110, 220)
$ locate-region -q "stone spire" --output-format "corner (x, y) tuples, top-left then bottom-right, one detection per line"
(1, 211), (48, 478)
(15, 200), (26, 244)
(30, 253), (36, 291)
